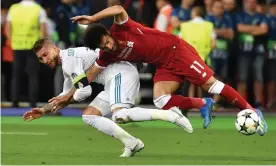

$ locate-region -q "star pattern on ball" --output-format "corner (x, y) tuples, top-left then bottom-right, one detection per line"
(240, 123), (248, 132)
(244, 112), (252, 118)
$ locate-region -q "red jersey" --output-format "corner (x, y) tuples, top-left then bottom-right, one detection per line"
(95, 18), (214, 86)
(96, 18), (186, 68)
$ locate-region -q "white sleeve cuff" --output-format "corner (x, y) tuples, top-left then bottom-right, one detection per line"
(39, 8), (47, 23)
(73, 86), (92, 102)
(114, 16), (128, 25)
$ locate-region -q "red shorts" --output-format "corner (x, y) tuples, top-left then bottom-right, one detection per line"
(154, 40), (214, 86)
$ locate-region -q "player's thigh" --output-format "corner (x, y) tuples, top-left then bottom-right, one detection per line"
(153, 81), (181, 99)
(169, 50), (214, 86)
(237, 54), (251, 82)
(88, 91), (112, 117)
(108, 68), (140, 111)
(253, 55), (264, 83)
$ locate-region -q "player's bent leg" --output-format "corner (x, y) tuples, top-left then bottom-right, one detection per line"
(153, 81), (205, 110)
(202, 76), (267, 135)
(111, 107), (193, 133)
(82, 106), (143, 157)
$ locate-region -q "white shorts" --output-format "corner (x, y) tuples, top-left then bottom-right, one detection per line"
(89, 62), (140, 116)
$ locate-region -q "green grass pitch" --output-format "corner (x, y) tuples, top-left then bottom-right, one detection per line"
(1, 116), (276, 165)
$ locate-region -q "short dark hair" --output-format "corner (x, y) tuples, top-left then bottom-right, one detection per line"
(84, 23), (109, 50)
(192, 6), (205, 18)
(33, 38), (52, 53)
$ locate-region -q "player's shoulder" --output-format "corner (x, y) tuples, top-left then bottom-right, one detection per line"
(64, 47), (99, 58)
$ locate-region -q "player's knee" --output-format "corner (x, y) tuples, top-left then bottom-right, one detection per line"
(112, 108), (130, 124)
(201, 76), (217, 90)
(153, 94), (171, 109)
(208, 80), (225, 95)
(82, 106), (102, 116)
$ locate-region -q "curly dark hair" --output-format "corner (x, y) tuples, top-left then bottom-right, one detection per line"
(33, 38), (52, 53)
(84, 23), (109, 50)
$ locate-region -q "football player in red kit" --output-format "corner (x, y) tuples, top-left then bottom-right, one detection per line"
(60, 5), (266, 135)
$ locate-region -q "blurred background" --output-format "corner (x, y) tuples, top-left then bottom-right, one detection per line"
(1, 0), (276, 114)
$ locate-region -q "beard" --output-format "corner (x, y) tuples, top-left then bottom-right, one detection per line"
(49, 56), (59, 69)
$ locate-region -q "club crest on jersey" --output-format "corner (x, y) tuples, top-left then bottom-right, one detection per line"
(119, 41), (134, 59)
(127, 41), (134, 47)
(71, 73), (78, 79)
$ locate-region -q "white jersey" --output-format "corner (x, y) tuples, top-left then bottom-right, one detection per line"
(60, 47), (99, 86)
(59, 47), (140, 111)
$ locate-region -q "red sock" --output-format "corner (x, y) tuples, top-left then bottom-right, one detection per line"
(162, 95), (204, 110)
(221, 85), (253, 110)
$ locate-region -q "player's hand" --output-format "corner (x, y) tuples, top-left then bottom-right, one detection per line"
(49, 96), (69, 113)
(22, 108), (45, 122)
(71, 15), (95, 24)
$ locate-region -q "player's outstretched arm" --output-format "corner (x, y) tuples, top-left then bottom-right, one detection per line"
(22, 103), (54, 122)
(48, 64), (102, 112)
(49, 88), (76, 113)
(71, 5), (128, 25)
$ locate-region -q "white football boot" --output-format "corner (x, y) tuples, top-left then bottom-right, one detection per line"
(120, 138), (144, 157)
(170, 107), (193, 133)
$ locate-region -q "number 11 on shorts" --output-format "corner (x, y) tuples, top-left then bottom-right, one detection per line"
(190, 60), (207, 78)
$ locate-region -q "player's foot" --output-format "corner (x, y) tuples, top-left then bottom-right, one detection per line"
(256, 109), (267, 136)
(200, 98), (215, 129)
(120, 139), (144, 157)
(170, 107), (193, 133)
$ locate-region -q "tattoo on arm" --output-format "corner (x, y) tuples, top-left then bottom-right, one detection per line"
(42, 103), (54, 113)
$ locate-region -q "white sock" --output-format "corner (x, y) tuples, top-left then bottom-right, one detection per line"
(82, 115), (136, 146)
(112, 107), (178, 123)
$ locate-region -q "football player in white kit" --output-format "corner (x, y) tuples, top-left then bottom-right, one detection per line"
(23, 39), (193, 157)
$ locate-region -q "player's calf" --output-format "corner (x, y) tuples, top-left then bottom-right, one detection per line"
(112, 107), (193, 133)
(202, 76), (253, 110)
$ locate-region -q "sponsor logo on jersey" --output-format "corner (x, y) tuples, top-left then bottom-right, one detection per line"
(119, 41), (134, 59)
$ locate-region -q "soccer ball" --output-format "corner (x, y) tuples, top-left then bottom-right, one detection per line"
(235, 109), (259, 135)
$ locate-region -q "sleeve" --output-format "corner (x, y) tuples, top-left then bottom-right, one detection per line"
(63, 53), (90, 89)
(73, 86), (92, 102)
(211, 29), (216, 39)
(58, 72), (73, 96)
(6, 11), (11, 22)
(114, 16), (129, 25)
(76, 47), (99, 63)
(71, 58), (90, 89)
(6, 5), (14, 22)
(38, 7), (47, 23)
(113, 17), (144, 30)
(155, 14), (168, 32)
(64, 56), (92, 102)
